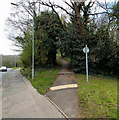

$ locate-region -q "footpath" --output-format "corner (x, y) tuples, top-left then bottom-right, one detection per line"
(2, 69), (65, 118)
(46, 59), (82, 118)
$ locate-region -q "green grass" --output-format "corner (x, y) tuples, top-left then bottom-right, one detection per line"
(12, 67), (21, 70)
(21, 68), (59, 94)
(76, 74), (118, 118)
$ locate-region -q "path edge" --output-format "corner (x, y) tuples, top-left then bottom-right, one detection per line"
(44, 94), (70, 120)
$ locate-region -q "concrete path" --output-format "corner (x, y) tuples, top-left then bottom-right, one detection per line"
(1, 69), (65, 118)
(46, 59), (81, 118)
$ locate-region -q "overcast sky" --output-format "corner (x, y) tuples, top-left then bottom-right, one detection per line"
(0, 0), (116, 55)
(0, 0), (16, 55)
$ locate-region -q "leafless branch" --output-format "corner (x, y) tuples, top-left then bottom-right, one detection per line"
(89, 11), (109, 15)
(39, 1), (74, 17)
(63, 1), (74, 10)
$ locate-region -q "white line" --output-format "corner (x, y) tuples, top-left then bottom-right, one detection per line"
(50, 84), (78, 91)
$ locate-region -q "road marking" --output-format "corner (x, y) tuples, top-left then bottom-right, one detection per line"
(50, 84), (78, 91)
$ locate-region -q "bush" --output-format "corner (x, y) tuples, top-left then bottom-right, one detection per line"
(20, 67), (32, 79)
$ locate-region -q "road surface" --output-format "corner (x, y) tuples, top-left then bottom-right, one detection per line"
(1, 69), (65, 118)
(0, 68), (11, 86)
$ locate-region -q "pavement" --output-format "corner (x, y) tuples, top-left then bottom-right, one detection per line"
(1, 69), (66, 118)
(46, 59), (81, 118)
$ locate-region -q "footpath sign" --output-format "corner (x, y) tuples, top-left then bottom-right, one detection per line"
(83, 45), (89, 82)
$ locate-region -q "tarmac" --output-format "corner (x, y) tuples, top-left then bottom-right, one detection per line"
(1, 69), (66, 118)
(1, 60), (82, 119)
(46, 59), (81, 118)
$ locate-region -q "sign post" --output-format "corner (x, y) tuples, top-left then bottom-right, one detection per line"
(83, 45), (89, 82)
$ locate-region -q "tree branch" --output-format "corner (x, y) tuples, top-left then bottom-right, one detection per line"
(64, 1), (74, 10)
(39, 1), (74, 17)
(89, 12), (109, 15)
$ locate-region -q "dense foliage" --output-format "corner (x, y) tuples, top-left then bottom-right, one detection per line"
(19, 11), (62, 68)
(8, 0), (119, 77)
(61, 2), (119, 76)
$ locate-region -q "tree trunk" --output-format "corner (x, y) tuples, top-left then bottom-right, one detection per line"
(74, 3), (85, 36)
(47, 49), (57, 66)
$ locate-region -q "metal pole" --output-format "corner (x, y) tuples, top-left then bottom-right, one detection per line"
(14, 54), (16, 68)
(11, 2), (35, 79)
(86, 45), (88, 82)
(32, 4), (35, 80)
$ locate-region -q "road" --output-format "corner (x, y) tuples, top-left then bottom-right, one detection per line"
(0, 68), (11, 86)
(1, 69), (65, 118)
(0, 69), (12, 119)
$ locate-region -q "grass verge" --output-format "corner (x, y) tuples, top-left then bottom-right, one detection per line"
(76, 74), (118, 118)
(12, 67), (21, 70)
(21, 68), (60, 94)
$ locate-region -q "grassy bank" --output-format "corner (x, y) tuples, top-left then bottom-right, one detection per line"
(76, 74), (118, 118)
(21, 68), (60, 94)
